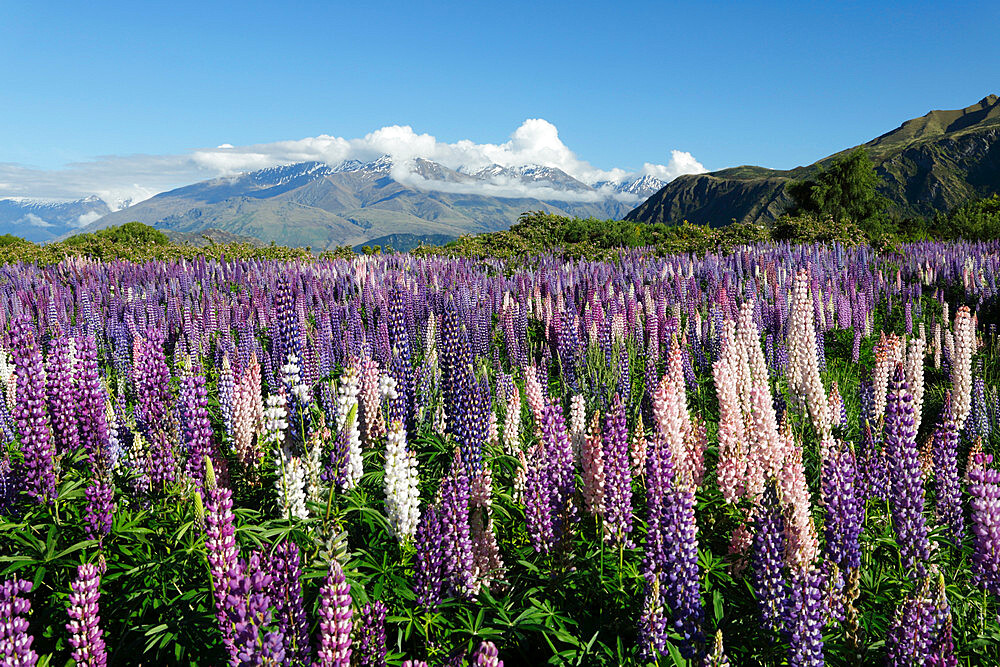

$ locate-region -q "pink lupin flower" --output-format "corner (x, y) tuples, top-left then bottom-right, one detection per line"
(776, 422), (819, 571)
(502, 388), (521, 455)
(580, 411), (605, 517)
(469, 465), (504, 593)
(523, 365), (547, 432)
(629, 414), (648, 478)
(714, 353), (747, 502)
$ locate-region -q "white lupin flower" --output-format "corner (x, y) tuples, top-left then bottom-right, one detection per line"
(382, 420), (421, 542)
(568, 394), (586, 459)
(263, 394), (289, 447)
(275, 446), (309, 520)
(281, 353), (312, 405)
(303, 432), (326, 506)
(951, 306), (976, 429)
(336, 364), (364, 489)
(502, 389), (521, 455)
(0, 348), (16, 409)
(379, 374), (398, 402)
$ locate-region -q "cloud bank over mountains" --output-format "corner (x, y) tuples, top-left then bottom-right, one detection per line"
(0, 119), (705, 209)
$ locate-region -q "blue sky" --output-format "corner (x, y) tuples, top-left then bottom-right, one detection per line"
(1, 1), (997, 202)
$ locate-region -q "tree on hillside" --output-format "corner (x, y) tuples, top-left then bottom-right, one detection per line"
(787, 148), (888, 226)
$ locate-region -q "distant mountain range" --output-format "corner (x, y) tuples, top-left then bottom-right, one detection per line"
(627, 94), (1000, 227)
(24, 157), (664, 249)
(0, 196), (111, 243)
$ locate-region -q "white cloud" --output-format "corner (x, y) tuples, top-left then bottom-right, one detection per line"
(75, 210), (104, 228)
(18, 213), (52, 228)
(0, 120), (705, 207)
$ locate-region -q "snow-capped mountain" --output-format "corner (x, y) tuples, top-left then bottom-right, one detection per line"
(37, 153), (680, 249)
(0, 196), (112, 243)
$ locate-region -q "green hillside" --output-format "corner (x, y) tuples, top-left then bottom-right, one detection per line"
(627, 94), (1000, 226)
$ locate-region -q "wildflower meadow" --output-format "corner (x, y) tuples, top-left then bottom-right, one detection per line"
(2, 241), (1000, 665)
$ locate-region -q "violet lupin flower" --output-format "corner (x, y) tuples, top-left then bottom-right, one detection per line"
(602, 393), (633, 546)
(412, 505), (445, 611)
(84, 476), (114, 544)
(884, 364), (930, 574)
(10, 318), (56, 503)
(821, 441), (862, 570)
(750, 484), (789, 634)
(356, 601), (387, 667)
(641, 429), (703, 660)
(968, 452), (1000, 596)
(472, 640), (503, 667)
(784, 566), (825, 667)
(267, 540), (310, 664)
(438, 449), (475, 597)
(179, 361), (215, 491)
(886, 575), (952, 667)
(317, 559), (352, 667)
(44, 335), (80, 456)
(931, 398), (963, 546)
(10, 316), (56, 505)
(0, 576), (38, 667)
(132, 330), (176, 488)
(202, 482), (240, 651)
(75, 334), (110, 470)
(226, 551), (286, 666)
(705, 629), (731, 667)
(65, 562), (107, 667)
(638, 570), (668, 660)
(523, 401), (577, 555)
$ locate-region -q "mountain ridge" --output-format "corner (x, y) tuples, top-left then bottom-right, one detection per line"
(73, 156), (668, 249)
(627, 95), (1000, 227)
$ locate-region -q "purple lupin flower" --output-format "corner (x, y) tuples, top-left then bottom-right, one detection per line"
(968, 452), (1000, 596)
(821, 441), (862, 570)
(10, 316), (56, 504)
(887, 575), (953, 667)
(412, 505), (445, 611)
(84, 477), (114, 544)
(784, 567), (825, 667)
(44, 335), (80, 456)
(0, 449), (17, 517)
(471, 640), (503, 667)
(267, 541), (310, 664)
(65, 563), (107, 667)
(203, 484), (240, 652)
(225, 552), (285, 666)
(602, 393), (633, 546)
(666, 484), (704, 657)
(884, 365), (930, 574)
(438, 450), (475, 597)
(750, 484), (789, 634)
(75, 334), (110, 470)
(641, 432), (703, 659)
(356, 601), (387, 667)
(931, 398), (963, 546)
(132, 330), (176, 488)
(928, 575), (958, 667)
(0, 576), (38, 666)
(179, 361), (214, 491)
(402, 661), (429, 667)
(317, 559), (352, 667)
